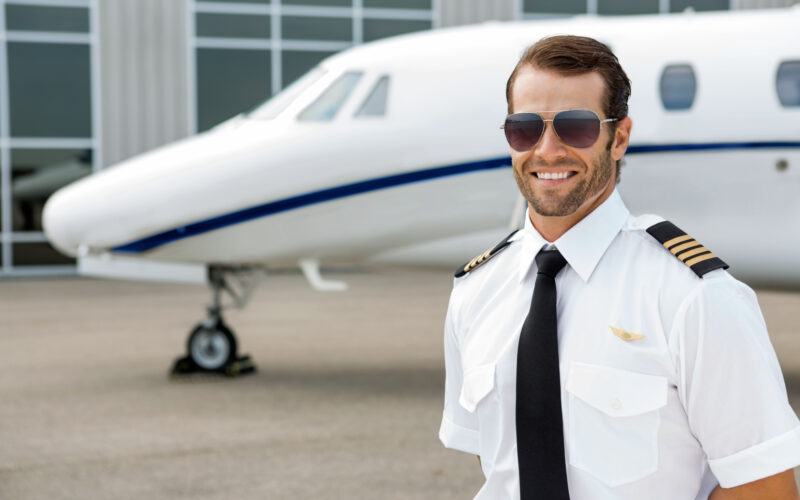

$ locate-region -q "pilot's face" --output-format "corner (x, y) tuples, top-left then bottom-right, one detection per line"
(508, 66), (629, 220)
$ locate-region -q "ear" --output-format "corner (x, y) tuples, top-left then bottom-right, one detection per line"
(611, 116), (633, 162)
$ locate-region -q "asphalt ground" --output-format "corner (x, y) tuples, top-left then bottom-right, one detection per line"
(1, 268), (798, 499)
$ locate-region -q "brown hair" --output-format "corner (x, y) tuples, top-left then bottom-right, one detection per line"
(505, 35), (630, 118)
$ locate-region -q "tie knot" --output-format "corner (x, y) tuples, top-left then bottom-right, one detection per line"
(535, 248), (567, 278)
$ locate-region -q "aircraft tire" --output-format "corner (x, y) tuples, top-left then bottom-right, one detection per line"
(187, 322), (238, 372)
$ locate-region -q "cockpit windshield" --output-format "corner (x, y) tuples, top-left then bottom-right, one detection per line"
(298, 71), (363, 121)
(248, 67), (327, 120)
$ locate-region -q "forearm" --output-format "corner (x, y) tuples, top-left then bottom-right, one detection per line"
(708, 469), (800, 500)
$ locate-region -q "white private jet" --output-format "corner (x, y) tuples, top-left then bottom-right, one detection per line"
(42, 7), (800, 374)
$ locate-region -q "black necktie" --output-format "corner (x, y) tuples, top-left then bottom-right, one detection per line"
(516, 248), (570, 500)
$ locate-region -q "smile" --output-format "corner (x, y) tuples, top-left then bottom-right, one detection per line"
(534, 171), (577, 180)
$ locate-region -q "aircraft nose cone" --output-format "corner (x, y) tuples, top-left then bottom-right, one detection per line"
(42, 187), (82, 258)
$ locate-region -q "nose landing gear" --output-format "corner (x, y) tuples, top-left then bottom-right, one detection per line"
(170, 266), (261, 377)
(188, 318), (237, 371)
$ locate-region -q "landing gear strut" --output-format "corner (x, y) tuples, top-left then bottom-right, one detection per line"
(171, 266), (262, 377)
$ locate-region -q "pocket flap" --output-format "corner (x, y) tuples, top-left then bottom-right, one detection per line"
(566, 363), (667, 417)
(459, 363), (496, 413)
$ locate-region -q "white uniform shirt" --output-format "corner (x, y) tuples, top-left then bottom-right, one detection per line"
(439, 190), (800, 500)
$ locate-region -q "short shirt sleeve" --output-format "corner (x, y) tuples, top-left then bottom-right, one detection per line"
(439, 293), (481, 455)
(671, 275), (800, 487)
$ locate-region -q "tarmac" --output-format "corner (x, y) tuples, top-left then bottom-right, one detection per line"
(1, 267), (798, 499)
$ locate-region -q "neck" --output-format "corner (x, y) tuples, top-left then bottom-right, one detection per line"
(529, 184), (615, 242)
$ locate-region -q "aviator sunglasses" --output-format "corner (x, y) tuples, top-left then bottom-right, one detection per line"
(501, 109), (618, 151)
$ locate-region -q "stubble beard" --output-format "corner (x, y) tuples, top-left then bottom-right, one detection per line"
(513, 149), (613, 217)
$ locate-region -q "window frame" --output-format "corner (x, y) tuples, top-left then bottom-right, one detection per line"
(189, 0), (438, 133)
(0, 0), (98, 276)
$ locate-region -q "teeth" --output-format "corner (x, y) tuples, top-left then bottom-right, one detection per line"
(537, 172), (571, 180)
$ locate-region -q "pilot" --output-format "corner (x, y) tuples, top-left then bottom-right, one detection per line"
(438, 35), (800, 499)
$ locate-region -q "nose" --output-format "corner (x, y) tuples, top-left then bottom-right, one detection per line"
(533, 122), (568, 161)
(42, 186), (81, 257)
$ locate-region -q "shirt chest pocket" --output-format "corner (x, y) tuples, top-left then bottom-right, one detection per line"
(565, 363), (668, 487)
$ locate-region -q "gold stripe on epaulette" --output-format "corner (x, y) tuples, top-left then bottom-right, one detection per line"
(646, 220), (729, 278)
(685, 253), (717, 267)
(455, 230), (519, 277)
(663, 234), (693, 249)
(670, 240), (700, 254)
(464, 249), (491, 273)
(677, 246), (709, 261)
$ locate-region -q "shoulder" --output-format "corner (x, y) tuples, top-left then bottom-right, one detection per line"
(454, 230), (520, 278)
(618, 214), (729, 281)
(605, 214), (740, 340)
(448, 230), (523, 323)
(643, 220), (729, 278)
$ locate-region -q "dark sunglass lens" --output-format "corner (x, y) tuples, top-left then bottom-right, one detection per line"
(504, 114), (544, 151)
(554, 110), (601, 148)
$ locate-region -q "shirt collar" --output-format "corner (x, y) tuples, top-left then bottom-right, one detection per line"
(515, 189), (629, 283)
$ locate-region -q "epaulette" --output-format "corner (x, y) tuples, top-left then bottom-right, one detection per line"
(455, 231), (518, 278)
(646, 221), (729, 278)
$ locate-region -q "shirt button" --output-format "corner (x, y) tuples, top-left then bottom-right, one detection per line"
(611, 398), (623, 410)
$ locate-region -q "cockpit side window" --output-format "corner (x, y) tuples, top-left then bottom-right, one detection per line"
(298, 71), (363, 121)
(355, 76), (390, 117)
(660, 64), (696, 111)
(776, 61), (800, 107)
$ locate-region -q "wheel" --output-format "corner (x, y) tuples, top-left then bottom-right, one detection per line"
(187, 321), (238, 371)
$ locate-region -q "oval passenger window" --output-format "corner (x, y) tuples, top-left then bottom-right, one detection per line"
(776, 61), (800, 107)
(660, 64), (697, 111)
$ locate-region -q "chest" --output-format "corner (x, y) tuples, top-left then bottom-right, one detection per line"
(461, 266), (677, 386)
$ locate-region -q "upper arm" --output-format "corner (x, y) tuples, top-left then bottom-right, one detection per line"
(671, 278), (800, 487)
(439, 297), (481, 454)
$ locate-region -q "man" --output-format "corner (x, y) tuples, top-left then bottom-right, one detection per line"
(439, 35), (800, 499)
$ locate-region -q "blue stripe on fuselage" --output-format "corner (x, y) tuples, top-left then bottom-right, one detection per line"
(112, 141), (800, 253)
(627, 141), (800, 153)
(113, 156), (511, 253)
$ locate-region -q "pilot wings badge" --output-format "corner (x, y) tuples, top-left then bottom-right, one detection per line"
(609, 326), (645, 341)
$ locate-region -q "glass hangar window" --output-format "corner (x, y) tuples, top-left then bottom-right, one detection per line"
(192, 0), (437, 131)
(1, 0), (96, 275)
(776, 61), (800, 107)
(660, 64), (697, 111)
(597, 0), (658, 15)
